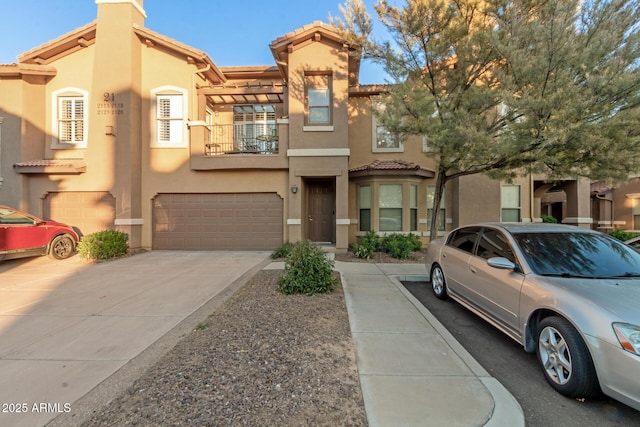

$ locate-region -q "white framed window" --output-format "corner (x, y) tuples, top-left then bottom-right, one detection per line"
(379, 184), (403, 231)
(51, 88), (88, 148)
(501, 184), (521, 222)
(305, 73), (332, 126)
(151, 86), (188, 147)
(372, 102), (402, 152)
(427, 185), (446, 231)
(410, 185), (418, 231)
(422, 135), (435, 153)
(359, 185), (371, 231)
(233, 105), (276, 143)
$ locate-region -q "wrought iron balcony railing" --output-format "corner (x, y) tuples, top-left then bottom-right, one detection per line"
(205, 124), (278, 155)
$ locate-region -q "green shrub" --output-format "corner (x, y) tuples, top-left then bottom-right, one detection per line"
(541, 215), (557, 223)
(78, 230), (129, 260)
(278, 240), (337, 295)
(380, 233), (422, 259)
(271, 241), (294, 259)
(353, 230), (379, 259)
(610, 229), (639, 242)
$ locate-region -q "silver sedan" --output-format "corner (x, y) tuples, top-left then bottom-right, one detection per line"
(425, 223), (640, 411)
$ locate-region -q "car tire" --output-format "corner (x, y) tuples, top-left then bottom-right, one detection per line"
(536, 316), (599, 398)
(431, 264), (448, 299)
(48, 235), (75, 260)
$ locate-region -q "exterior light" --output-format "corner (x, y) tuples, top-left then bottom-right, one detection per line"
(291, 185), (298, 194)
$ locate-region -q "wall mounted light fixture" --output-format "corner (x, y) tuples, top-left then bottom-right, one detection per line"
(291, 185), (298, 194)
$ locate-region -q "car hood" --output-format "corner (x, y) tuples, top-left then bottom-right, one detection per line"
(42, 220), (73, 229)
(541, 276), (640, 324)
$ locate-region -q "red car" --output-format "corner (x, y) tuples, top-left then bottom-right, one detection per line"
(0, 205), (79, 261)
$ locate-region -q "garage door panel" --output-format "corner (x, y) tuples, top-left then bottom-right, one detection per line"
(153, 193), (283, 250)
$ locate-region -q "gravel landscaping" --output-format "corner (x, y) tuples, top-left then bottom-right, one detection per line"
(81, 268), (367, 427)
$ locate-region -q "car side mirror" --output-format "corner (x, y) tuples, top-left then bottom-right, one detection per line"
(487, 257), (517, 271)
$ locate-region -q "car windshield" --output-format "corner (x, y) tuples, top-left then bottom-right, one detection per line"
(513, 232), (640, 278)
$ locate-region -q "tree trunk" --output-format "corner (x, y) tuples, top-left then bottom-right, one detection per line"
(429, 169), (448, 242)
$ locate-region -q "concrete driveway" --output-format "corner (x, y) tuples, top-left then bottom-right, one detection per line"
(0, 251), (270, 427)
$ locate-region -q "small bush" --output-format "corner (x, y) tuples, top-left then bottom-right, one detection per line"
(380, 233), (422, 259)
(78, 230), (129, 260)
(278, 240), (337, 295)
(271, 241), (294, 259)
(353, 230), (379, 259)
(610, 229), (639, 242)
(541, 215), (558, 223)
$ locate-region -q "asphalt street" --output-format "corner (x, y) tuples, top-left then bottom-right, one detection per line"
(402, 281), (640, 427)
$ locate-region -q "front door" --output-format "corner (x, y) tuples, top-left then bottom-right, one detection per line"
(307, 180), (335, 243)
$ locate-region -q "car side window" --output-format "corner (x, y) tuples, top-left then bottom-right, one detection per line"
(0, 210), (34, 225)
(446, 227), (481, 254)
(476, 229), (515, 263)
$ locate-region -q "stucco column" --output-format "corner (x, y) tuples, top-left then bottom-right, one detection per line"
(562, 178), (592, 228)
(92, 0), (145, 247)
(335, 167), (349, 252)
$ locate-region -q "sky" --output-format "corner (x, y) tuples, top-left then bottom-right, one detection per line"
(0, 0), (391, 84)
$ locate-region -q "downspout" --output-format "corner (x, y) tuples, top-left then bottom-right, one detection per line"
(192, 63), (211, 116)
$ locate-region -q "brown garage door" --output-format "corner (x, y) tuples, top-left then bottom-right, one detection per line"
(153, 193), (283, 250)
(44, 191), (116, 237)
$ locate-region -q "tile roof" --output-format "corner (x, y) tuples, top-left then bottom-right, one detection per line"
(590, 181), (614, 194)
(13, 159), (86, 174)
(350, 160), (434, 177)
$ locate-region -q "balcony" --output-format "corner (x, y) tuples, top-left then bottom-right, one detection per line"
(205, 124), (279, 155)
(190, 122), (288, 170)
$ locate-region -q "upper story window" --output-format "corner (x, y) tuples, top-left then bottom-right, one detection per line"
(501, 184), (521, 222)
(151, 86), (188, 148)
(305, 73), (332, 129)
(52, 88), (88, 148)
(372, 102), (402, 152)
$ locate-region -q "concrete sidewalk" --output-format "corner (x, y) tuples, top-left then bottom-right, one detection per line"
(0, 252), (523, 426)
(336, 261), (524, 426)
(0, 251), (270, 427)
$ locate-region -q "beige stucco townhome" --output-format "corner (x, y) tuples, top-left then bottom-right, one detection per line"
(0, 0), (594, 252)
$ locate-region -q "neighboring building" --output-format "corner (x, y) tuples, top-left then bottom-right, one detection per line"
(0, 0), (592, 252)
(591, 177), (640, 233)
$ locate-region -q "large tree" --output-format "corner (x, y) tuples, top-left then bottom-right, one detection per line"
(333, 0), (640, 240)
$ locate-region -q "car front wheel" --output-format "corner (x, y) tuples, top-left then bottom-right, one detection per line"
(536, 316), (599, 398)
(431, 264), (448, 299)
(49, 235), (75, 260)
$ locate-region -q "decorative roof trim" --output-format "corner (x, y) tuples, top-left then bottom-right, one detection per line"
(0, 63), (57, 77)
(132, 25), (226, 84)
(95, 0), (146, 17)
(13, 159), (87, 175)
(17, 22), (97, 65)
